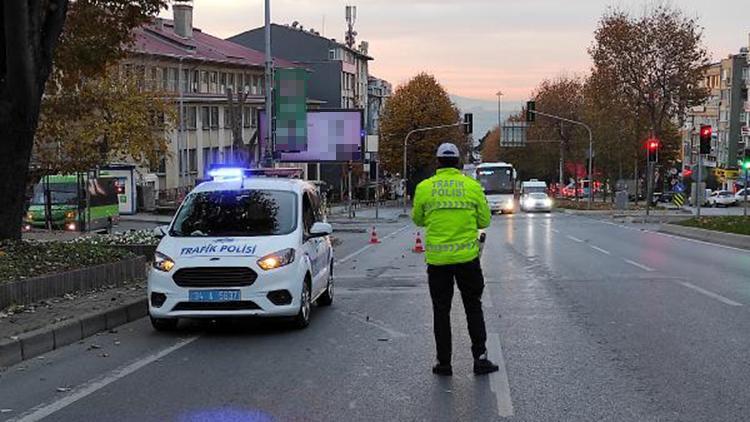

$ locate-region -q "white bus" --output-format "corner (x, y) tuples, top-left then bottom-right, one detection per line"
(475, 162), (517, 214)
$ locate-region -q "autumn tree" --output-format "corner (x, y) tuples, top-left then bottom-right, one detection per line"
(480, 128), (501, 162)
(589, 5), (709, 143)
(379, 73), (468, 193)
(0, 0), (167, 239)
(35, 69), (175, 173)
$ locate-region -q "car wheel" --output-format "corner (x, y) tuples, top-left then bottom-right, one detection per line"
(292, 278), (312, 329)
(317, 266), (334, 307)
(150, 316), (178, 332)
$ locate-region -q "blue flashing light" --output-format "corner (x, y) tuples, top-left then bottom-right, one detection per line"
(208, 167), (244, 180)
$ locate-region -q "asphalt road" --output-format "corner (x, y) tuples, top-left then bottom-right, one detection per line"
(2, 211), (750, 421)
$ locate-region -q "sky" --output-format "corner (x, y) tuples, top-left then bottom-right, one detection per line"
(164, 0), (749, 102)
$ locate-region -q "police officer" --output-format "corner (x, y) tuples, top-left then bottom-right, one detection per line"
(412, 142), (498, 376)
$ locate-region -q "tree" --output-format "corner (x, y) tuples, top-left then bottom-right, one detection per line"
(0, 0), (166, 239)
(480, 128), (501, 162)
(35, 69), (175, 173)
(379, 73), (468, 192)
(589, 5), (709, 142)
(0, 1), (70, 240)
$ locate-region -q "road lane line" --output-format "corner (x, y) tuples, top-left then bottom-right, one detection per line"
(335, 225), (410, 264)
(11, 336), (199, 422)
(677, 281), (743, 307)
(624, 259), (655, 272)
(566, 235), (584, 243)
(589, 245), (611, 255)
(551, 228), (560, 233)
(487, 333), (514, 418)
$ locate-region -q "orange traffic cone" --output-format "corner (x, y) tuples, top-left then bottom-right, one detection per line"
(369, 226), (381, 244)
(413, 232), (425, 253)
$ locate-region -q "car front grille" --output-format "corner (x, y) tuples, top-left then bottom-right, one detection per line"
(172, 267), (258, 287)
(172, 301), (261, 311)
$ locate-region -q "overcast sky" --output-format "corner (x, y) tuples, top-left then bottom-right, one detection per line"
(166, 0), (749, 101)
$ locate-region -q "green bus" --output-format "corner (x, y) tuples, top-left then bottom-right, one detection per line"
(25, 175), (120, 231)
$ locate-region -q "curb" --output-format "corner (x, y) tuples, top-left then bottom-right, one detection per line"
(658, 224), (750, 250)
(0, 297), (148, 368)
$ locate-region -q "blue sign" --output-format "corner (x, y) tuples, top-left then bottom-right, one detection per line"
(674, 182), (685, 193)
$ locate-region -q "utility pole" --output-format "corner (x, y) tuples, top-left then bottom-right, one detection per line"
(496, 91), (503, 129)
(263, 0), (274, 167)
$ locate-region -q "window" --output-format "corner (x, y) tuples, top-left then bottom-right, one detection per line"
(188, 149), (197, 173)
(224, 146), (234, 163)
(192, 70), (199, 93)
(186, 106), (197, 130)
(201, 106), (210, 130)
(743, 67), (749, 82)
(157, 157), (166, 174)
(210, 71), (218, 93)
(168, 68), (178, 92)
(180, 69), (189, 93)
(227, 73), (235, 93)
(243, 106), (253, 128)
(220, 72), (227, 94)
(302, 192), (315, 236)
(244, 73), (252, 93)
(224, 106), (232, 128)
(200, 71), (209, 93)
(203, 147), (212, 175)
(210, 106), (219, 129)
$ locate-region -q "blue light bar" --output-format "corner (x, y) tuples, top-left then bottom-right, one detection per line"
(208, 167), (244, 180)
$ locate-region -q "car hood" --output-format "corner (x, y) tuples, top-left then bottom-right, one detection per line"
(157, 234), (298, 261)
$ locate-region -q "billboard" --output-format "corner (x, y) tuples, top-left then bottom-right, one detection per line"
(259, 110), (364, 162)
(274, 68), (308, 152)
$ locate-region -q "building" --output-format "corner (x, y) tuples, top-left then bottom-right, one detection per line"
(367, 76), (392, 136)
(683, 47), (749, 188)
(122, 1), (300, 195)
(229, 23), (372, 113)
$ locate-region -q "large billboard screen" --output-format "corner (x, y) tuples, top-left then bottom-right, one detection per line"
(259, 110), (364, 162)
(274, 68), (308, 152)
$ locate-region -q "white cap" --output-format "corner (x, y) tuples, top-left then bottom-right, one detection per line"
(436, 143), (460, 158)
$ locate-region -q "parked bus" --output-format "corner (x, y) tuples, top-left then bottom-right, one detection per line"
(25, 175), (120, 231)
(475, 162), (517, 214)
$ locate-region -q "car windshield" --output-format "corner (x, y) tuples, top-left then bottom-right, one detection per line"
(170, 189), (297, 237)
(524, 186), (546, 194)
(477, 167), (514, 195)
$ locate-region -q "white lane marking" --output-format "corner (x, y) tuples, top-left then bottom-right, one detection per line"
(551, 228), (560, 233)
(624, 259), (655, 272)
(335, 225), (410, 264)
(566, 235), (584, 243)
(589, 245), (611, 255)
(11, 336), (199, 422)
(677, 281), (743, 307)
(487, 333), (514, 418)
(337, 311), (407, 338)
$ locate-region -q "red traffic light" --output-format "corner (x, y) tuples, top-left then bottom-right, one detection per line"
(699, 125), (712, 140)
(646, 139), (660, 150)
(683, 168), (693, 178)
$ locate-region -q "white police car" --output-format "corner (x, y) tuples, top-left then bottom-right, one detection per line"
(148, 168), (334, 331)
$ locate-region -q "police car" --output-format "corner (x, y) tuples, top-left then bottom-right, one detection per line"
(148, 167), (334, 331)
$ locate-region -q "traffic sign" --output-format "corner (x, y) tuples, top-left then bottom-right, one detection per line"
(673, 192), (685, 207)
(674, 182), (685, 193)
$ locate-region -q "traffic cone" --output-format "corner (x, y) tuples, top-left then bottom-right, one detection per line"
(412, 232), (425, 253)
(369, 226), (381, 244)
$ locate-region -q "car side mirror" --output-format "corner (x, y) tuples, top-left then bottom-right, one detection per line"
(310, 222), (333, 238)
(153, 225), (169, 238)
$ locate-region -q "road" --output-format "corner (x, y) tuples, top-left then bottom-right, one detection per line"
(2, 211), (750, 421)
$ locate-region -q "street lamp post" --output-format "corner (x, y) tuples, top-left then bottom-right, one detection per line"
(263, 0), (274, 167)
(527, 110), (594, 209)
(496, 91), (503, 129)
(402, 122), (466, 215)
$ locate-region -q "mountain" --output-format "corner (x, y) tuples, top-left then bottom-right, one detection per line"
(450, 95), (523, 142)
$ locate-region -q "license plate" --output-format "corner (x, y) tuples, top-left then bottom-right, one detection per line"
(188, 290), (240, 302)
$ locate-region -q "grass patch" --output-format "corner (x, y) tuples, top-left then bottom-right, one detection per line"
(0, 240), (134, 283)
(676, 216), (750, 236)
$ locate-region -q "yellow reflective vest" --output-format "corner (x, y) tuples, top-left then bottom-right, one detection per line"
(411, 168), (491, 265)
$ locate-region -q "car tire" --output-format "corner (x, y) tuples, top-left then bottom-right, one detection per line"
(317, 266), (334, 307)
(292, 278), (312, 329)
(150, 316), (178, 332)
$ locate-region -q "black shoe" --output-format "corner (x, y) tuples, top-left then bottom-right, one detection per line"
(473, 358), (499, 375)
(432, 363), (453, 376)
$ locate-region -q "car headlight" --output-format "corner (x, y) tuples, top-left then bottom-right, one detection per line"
(257, 248), (296, 271)
(544, 199), (552, 207)
(65, 211), (76, 219)
(26, 212), (34, 221)
(153, 252), (176, 272)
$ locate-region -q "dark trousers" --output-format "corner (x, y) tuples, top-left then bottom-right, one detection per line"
(427, 258), (488, 364)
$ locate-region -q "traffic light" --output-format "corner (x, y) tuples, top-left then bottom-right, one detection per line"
(699, 125), (712, 154)
(743, 149), (750, 170)
(526, 101), (536, 122)
(646, 138), (660, 162)
(463, 113), (473, 135)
